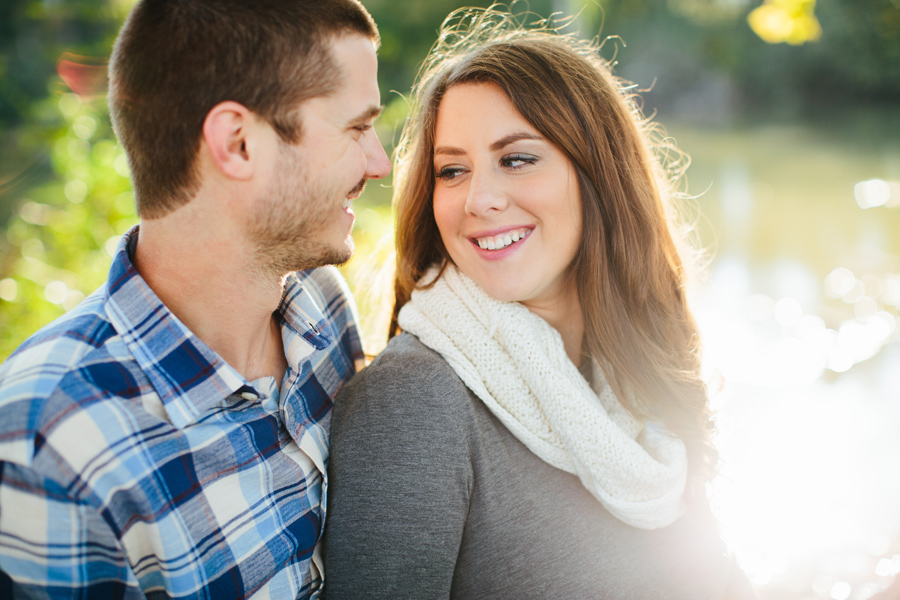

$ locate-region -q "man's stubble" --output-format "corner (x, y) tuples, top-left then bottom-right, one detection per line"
(250, 141), (358, 279)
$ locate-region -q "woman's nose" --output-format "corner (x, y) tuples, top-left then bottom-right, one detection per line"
(464, 171), (509, 216)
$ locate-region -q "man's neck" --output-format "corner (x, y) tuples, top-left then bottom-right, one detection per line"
(133, 208), (288, 385)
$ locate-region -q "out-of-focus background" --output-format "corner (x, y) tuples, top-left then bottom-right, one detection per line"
(1, 0), (898, 597)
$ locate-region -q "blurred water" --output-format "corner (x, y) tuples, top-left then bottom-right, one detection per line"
(671, 113), (900, 599)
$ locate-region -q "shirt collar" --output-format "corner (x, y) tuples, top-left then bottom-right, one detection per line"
(278, 272), (334, 359)
(105, 226), (333, 428)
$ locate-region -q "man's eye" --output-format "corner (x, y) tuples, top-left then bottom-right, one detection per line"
(354, 124), (373, 133)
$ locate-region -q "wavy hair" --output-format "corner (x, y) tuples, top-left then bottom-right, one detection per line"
(390, 7), (716, 493)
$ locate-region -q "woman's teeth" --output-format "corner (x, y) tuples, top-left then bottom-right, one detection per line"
(475, 228), (531, 250)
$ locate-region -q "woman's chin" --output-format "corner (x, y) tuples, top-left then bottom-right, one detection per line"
(475, 280), (532, 304)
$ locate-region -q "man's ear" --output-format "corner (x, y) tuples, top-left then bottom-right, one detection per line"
(202, 101), (258, 181)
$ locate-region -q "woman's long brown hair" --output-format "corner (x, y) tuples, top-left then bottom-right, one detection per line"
(390, 8), (717, 495)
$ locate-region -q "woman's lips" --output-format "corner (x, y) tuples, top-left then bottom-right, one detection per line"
(468, 225), (534, 260)
(472, 227), (532, 250)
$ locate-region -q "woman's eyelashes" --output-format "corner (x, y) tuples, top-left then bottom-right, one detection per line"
(500, 153), (538, 169)
(435, 153), (539, 181)
(435, 165), (465, 180)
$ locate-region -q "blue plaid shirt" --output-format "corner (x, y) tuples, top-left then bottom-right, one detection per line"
(0, 226), (363, 599)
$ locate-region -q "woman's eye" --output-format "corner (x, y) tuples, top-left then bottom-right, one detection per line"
(501, 154), (537, 169)
(435, 166), (465, 180)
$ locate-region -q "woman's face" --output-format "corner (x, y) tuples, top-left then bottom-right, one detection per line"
(432, 82), (583, 311)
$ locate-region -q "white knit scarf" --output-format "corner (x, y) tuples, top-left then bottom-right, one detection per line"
(397, 264), (688, 530)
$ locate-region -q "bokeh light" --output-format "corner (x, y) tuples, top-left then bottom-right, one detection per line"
(854, 179), (900, 210)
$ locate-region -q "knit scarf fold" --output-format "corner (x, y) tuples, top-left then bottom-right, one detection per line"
(397, 265), (688, 530)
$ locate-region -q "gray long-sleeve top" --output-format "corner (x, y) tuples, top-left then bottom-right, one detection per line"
(324, 333), (752, 599)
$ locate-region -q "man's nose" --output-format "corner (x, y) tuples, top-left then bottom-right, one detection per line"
(363, 129), (390, 180)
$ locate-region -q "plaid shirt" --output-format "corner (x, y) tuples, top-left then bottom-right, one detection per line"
(0, 226), (363, 599)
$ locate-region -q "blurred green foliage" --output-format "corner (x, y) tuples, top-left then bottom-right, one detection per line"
(0, 0), (135, 360)
(0, 0), (126, 223)
(589, 0), (900, 116)
(1, 0), (899, 360)
(0, 92), (136, 359)
(748, 0), (821, 45)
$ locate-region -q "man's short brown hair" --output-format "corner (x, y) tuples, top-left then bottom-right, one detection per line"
(108, 0), (378, 218)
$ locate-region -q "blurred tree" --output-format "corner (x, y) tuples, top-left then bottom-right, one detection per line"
(0, 0), (133, 360)
(733, 0), (900, 111)
(748, 0), (821, 45)
(0, 92), (136, 359)
(585, 0), (900, 116)
(365, 0), (556, 99)
(0, 0), (124, 223)
(2, 0), (900, 359)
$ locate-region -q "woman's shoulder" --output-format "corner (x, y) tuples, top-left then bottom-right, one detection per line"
(352, 332), (463, 394)
(335, 332), (473, 423)
(330, 332), (478, 490)
(371, 331), (451, 369)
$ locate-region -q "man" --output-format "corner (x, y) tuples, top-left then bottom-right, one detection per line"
(0, 0), (388, 597)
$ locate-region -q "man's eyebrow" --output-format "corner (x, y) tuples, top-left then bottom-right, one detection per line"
(349, 104), (384, 125)
(434, 132), (543, 158)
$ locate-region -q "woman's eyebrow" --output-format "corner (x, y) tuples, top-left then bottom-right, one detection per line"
(489, 132), (542, 151)
(434, 145), (465, 157)
(435, 132), (543, 157)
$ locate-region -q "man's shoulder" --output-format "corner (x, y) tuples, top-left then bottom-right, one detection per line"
(0, 287), (116, 393)
(0, 287), (128, 464)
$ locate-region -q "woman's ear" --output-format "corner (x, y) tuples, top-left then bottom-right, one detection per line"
(202, 101), (256, 181)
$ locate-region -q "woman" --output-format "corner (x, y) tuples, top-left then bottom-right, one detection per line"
(325, 8), (753, 599)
